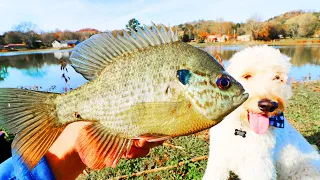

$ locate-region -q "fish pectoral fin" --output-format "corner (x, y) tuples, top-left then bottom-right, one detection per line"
(0, 88), (64, 169)
(125, 101), (188, 120)
(75, 122), (133, 170)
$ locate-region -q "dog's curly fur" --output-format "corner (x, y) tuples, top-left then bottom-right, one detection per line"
(203, 46), (320, 180)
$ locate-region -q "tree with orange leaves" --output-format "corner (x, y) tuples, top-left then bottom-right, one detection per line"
(198, 30), (209, 42)
(54, 30), (62, 40)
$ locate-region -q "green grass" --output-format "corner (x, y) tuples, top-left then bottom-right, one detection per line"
(0, 126), (14, 142)
(77, 81), (320, 180)
(285, 81), (320, 146)
(78, 135), (209, 180)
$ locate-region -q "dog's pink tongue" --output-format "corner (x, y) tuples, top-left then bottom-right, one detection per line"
(248, 112), (269, 134)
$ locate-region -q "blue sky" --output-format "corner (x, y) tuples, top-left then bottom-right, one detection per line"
(0, 0), (319, 34)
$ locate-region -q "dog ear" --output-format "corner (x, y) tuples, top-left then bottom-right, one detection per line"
(285, 84), (293, 101)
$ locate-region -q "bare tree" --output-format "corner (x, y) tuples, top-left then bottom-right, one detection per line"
(245, 14), (263, 39)
(13, 22), (38, 33)
(40, 32), (55, 47)
(12, 22), (41, 49)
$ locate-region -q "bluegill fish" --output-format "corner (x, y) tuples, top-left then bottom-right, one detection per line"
(0, 23), (248, 170)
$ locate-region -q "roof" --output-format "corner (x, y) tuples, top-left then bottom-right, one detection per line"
(60, 40), (79, 44)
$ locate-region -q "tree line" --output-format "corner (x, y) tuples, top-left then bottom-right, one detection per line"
(0, 22), (99, 49)
(1, 10), (320, 49)
(173, 10), (320, 42)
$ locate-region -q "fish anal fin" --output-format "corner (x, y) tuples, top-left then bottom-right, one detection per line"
(75, 123), (133, 170)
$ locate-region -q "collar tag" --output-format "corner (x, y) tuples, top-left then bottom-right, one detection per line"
(234, 129), (246, 138)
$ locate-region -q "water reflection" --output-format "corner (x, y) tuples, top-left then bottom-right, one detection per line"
(0, 67), (8, 81)
(21, 67), (48, 78)
(279, 46), (320, 66)
(54, 51), (70, 60)
(201, 45), (320, 66)
(0, 45), (319, 93)
(0, 50), (87, 93)
(201, 45), (320, 81)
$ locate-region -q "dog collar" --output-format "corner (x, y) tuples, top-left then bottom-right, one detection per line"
(269, 112), (284, 128)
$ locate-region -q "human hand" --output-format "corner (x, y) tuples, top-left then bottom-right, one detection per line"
(46, 122), (164, 180)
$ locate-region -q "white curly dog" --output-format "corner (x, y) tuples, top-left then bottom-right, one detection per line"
(203, 46), (320, 180)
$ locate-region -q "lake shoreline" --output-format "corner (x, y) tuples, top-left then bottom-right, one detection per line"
(190, 40), (320, 47)
(0, 47), (74, 55)
(0, 48), (74, 57)
(1, 38), (320, 54)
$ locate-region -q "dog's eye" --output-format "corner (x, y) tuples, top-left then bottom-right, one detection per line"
(243, 74), (252, 80)
(273, 75), (280, 81)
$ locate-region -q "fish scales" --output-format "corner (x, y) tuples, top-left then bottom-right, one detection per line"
(0, 24), (248, 169)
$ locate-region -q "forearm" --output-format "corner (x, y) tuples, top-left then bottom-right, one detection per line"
(45, 122), (90, 180)
(46, 150), (86, 180)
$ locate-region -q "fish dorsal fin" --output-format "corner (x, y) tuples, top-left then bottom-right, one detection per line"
(70, 23), (179, 81)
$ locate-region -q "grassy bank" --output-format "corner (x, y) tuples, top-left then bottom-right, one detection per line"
(77, 80), (320, 180)
(190, 38), (320, 47)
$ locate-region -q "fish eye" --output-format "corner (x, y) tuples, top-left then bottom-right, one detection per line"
(177, 69), (191, 85)
(216, 75), (231, 90)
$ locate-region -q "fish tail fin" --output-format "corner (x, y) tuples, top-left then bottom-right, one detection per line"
(0, 88), (66, 169)
(75, 122), (134, 170)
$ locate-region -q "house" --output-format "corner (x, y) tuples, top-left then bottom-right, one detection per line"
(217, 35), (229, 42)
(52, 40), (80, 48)
(237, 34), (251, 42)
(205, 35), (217, 42)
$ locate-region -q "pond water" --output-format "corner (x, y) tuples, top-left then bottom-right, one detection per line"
(0, 45), (319, 93)
(201, 45), (320, 82)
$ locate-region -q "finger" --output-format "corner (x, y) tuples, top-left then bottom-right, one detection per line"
(123, 145), (150, 159)
(133, 138), (165, 149)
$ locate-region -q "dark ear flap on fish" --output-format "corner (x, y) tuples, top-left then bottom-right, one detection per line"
(0, 88), (65, 169)
(75, 122), (133, 169)
(70, 22), (179, 81)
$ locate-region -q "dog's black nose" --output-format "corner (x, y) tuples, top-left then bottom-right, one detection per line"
(258, 99), (278, 112)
